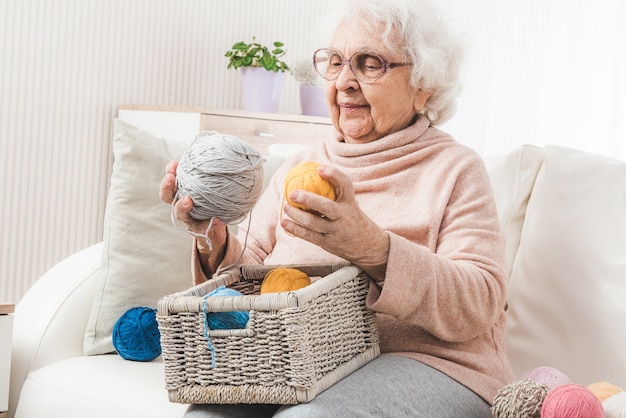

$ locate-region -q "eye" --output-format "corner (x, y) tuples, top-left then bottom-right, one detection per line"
(328, 53), (343, 69)
(356, 54), (384, 73)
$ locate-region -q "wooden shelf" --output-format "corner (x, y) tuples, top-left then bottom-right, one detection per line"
(117, 106), (335, 157)
(0, 304), (14, 315)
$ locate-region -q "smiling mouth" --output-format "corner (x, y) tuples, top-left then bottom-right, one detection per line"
(340, 103), (365, 112)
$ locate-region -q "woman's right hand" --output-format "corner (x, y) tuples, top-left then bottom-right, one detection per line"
(159, 160), (228, 258)
(159, 160), (179, 205)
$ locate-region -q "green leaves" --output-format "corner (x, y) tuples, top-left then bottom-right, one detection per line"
(225, 37), (290, 73)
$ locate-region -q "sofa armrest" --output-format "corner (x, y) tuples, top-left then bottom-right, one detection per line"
(9, 242), (103, 417)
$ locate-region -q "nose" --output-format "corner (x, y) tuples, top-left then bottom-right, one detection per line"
(335, 59), (359, 86)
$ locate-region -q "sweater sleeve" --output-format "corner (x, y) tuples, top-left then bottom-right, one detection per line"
(190, 231), (244, 285)
(366, 153), (507, 343)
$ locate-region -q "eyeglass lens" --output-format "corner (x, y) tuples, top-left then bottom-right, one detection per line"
(314, 50), (386, 83)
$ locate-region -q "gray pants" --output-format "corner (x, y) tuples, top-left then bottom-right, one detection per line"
(184, 354), (491, 418)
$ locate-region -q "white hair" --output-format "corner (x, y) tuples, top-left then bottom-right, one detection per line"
(319, 0), (466, 125)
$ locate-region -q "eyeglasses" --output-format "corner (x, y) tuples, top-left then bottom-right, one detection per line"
(313, 48), (413, 84)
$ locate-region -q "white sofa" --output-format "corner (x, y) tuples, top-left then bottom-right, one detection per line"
(9, 117), (626, 417)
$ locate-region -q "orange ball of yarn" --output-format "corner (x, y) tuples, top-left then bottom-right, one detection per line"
(284, 161), (336, 212)
(587, 381), (622, 402)
(541, 384), (603, 418)
(260, 268), (312, 294)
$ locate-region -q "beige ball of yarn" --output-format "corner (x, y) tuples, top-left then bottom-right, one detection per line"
(491, 379), (550, 418)
(587, 381), (622, 402)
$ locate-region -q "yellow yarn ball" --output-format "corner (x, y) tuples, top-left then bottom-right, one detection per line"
(588, 381), (623, 402)
(284, 161), (336, 212)
(260, 268), (312, 294)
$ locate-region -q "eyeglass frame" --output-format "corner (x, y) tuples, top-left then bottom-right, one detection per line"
(313, 48), (413, 84)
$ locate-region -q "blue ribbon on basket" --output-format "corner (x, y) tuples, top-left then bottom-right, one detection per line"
(202, 293), (218, 368)
(202, 286), (250, 368)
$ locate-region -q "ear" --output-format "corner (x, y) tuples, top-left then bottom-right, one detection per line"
(413, 89), (433, 112)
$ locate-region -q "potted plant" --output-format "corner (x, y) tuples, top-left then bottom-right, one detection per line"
(225, 37), (290, 113)
(291, 57), (328, 117)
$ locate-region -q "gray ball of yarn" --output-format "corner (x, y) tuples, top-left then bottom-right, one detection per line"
(175, 131), (264, 224)
(491, 379), (550, 418)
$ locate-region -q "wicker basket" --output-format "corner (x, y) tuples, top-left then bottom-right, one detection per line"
(157, 263), (380, 405)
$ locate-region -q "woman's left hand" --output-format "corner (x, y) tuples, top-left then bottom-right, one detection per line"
(281, 164), (389, 281)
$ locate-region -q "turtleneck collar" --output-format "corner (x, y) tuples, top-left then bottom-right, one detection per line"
(325, 116), (450, 168)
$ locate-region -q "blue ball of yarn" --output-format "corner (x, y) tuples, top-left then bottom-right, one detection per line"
(205, 286), (249, 330)
(112, 306), (161, 362)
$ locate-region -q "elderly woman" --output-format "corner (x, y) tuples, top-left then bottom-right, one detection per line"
(161, 0), (515, 416)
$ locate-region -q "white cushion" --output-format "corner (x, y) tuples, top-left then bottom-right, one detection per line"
(484, 145), (544, 278)
(84, 120), (194, 355)
(10, 243), (102, 418)
(14, 355), (187, 418)
(505, 145), (626, 387)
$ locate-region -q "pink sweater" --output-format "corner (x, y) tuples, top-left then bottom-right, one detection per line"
(193, 116), (515, 403)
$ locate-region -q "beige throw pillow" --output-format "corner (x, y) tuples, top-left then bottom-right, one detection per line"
(84, 119), (193, 355)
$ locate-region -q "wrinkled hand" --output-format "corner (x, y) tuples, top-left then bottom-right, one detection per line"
(159, 160), (228, 253)
(159, 160), (179, 205)
(280, 164), (389, 280)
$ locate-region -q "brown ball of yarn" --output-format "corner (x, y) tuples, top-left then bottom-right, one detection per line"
(284, 161), (336, 212)
(260, 268), (312, 294)
(491, 379), (549, 418)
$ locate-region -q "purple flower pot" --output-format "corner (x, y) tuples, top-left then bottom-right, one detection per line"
(240, 67), (285, 113)
(299, 85), (328, 117)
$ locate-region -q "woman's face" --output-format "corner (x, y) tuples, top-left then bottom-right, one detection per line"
(325, 16), (431, 144)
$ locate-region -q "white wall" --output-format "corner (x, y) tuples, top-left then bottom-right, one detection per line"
(2, 0), (625, 303)
(439, 0), (626, 158)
